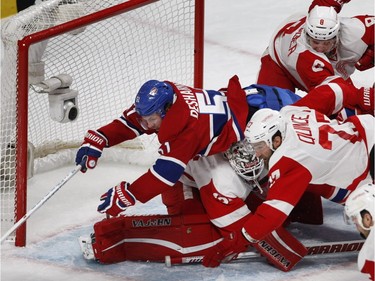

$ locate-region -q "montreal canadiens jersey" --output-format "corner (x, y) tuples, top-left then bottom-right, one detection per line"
(123, 76), (249, 203)
(268, 13), (374, 91)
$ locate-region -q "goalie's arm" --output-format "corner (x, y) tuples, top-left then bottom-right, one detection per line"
(242, 157), (312, 241)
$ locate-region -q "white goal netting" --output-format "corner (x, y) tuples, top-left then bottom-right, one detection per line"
(1, 0), (202, 244)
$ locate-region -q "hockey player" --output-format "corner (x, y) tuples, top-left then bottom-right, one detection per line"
(256, 3), (374, 115)
(75, 76), (248, 216)
(344, 183), (375, 281)
(202, 104), (374, 267)
(80, 141), (308, 271)
(77, 81), (312, 270)
(75, 78), (308, 218)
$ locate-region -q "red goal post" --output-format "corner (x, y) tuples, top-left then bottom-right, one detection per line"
(0, 0), (204, 246)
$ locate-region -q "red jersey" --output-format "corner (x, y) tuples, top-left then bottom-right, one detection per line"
(97, 76), (249, 203)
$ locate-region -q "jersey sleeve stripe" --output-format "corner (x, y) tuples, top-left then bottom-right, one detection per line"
(263, 199), (294, 216)
(151, 156), (187, 186)
(210, 205), (251, 228)
(117, 116), (143, 136)
(327, 83), (344, 114)
(150, 167), (175, 186)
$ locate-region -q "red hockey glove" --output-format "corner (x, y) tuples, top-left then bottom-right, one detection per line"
(97, 182), (136, 217)
(76, 130), (107, 173)
(357, 87), (374, 115)
(308, 0), (351, 13)
(202, 231), (251, 268)
(355, 47), (374, 71)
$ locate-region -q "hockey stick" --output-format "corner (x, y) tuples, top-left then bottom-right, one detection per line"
(0, 159), (85, 244)
(164, 239), (364, 266)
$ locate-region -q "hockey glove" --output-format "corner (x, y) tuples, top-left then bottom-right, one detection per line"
(355, 47), (374, 71)
(97, 181), (136, 217)
(202, 231), (251, 268)
(76, 130), (108, 173)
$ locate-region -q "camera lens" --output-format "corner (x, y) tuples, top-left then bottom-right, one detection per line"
(68, 106), (78, 121)
(63, 101), (79, 121)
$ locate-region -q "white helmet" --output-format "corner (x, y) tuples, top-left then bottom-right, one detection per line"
(305, 6), (340, 40)
(245, 108), (284, 151)
(225, 140), (264, 186)
(344, 183), (375, 231)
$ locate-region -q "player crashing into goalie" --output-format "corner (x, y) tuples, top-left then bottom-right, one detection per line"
(203, 105), (374, 267)
(79, 140), (309, 271)
(76, 79), (321, 270)
(75, 78), (367, 269)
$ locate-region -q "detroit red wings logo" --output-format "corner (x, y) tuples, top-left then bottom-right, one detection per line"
(268, 169), (280, 187)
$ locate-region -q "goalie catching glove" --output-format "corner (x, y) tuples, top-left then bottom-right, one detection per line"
(97, 181), (136, 217)
(75, 130), (108, 173)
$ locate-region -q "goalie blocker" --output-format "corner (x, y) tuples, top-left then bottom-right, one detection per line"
(79, 213), (307, 271)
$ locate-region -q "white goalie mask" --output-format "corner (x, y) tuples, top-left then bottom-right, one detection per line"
(344, 183), (375, 231)
(305, 6), (340, 40)
(225, 139), (264, 192)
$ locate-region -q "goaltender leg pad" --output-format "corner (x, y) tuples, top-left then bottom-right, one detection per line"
(253, 226), (308, 272)
(92, 214), (223, 264)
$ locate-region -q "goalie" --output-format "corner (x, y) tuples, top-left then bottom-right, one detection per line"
(80, 141), (309, 271)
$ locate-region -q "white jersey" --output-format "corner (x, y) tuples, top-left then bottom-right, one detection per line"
(358, 228), (375, 280)
(271, 106), (374, 189)
(179, 154), (252, 230)
(268, 14), (373, 91)
(181, 154), (251, 199)
(242, 105), (374, 241)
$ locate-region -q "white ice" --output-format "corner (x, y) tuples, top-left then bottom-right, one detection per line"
(1, 0), (374, 280)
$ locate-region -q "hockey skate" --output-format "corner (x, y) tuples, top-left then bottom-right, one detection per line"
(78, 233), (96, 261)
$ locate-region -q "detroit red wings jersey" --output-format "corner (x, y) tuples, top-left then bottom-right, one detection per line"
(179, 154), (252, 233)
(272, 106), (373, 188)
(358, 228), (375, 280)
(268, 14), (374, 91)
(243, 106), (374, 240)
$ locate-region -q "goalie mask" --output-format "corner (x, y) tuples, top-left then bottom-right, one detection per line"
(225, 140), (264, 193)
(135, 80), (175, 118)
(344, 183), (375, 231)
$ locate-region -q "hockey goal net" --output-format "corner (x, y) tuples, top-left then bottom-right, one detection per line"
(1, 0), (204, 246)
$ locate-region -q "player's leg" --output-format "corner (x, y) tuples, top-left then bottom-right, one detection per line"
(256, 53), (296, 92)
